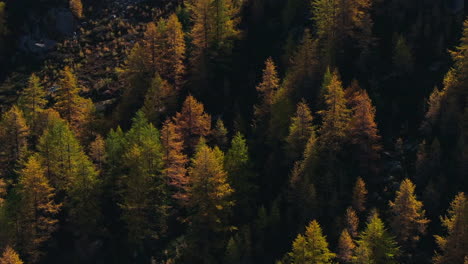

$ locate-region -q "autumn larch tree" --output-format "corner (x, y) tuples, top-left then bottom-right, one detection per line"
(286, 220), (335, 264)
(318, 70), (350, 151)
(37, 114), (100, 233)
(0, 246), (23, 264)
(186, 141), (234, 260)
(345, 207), (359, 238)
(389, 179), (429, 247)
(337, 229), (355, 263)
(116, 42), (152, 123)
(18, 74), (47, 132)
(120, 111), (168, 247)
(173, 95), (211, 152)
(311, 0), (373, 66)
(161, 119), (189, 204)
(89, 134), (105, 171)
(69, 0), (83, 19)
(143, 13), (186, 88)
(284, 28), (319, 100)
(254, 57), (280, 120)
(141, 74), (176, 125)
(348, 88), (381, 176)
(0, 106), (29, 171)
(152, 14), (186, 89)
(17, 155), (60, 263)
(353, 211), (400, 264)
(54, 66), (93, 133)
(286, 100), (314, 161)
(352, 177), (367, 213)
(433, 192), (468, 264)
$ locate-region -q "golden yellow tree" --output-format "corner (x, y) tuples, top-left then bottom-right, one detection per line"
(69, 0), (83, 19)
(389, 179), (429, 246)
(161, 119), (189, 203)
(255, 57), (280, 119)
(0, 106), (29, 168)
(173, 95), (211, 151)
(17, 155), (60, 262)
(0, 246), (23, 264)
(352, 177), (367, 213)
(54, 66), (93, 132)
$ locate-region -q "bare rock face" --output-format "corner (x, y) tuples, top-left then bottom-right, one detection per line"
(48, 8), (76, 37)
(17, 8), (76, 54)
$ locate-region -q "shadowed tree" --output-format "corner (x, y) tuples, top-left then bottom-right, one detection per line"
(433, 192), (468, 264)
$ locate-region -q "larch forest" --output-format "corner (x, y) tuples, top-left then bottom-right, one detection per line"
(0, 0), (466, 263)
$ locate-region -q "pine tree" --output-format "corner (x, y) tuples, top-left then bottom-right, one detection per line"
(389, 179), (429, 246)
(287, 220), (336, 264)
(54, 66), (92, 132)
(311, 0), (342, 66)
(0, 106), (29, 168)
(224, 132), (255, 217)
(211, 0), (240, 50)
(354, 212), (399, 264)
(349, 89), (381, 176)
(345, 207), (359, 238)
(120, 111), (168, 245)
(37, 115), (85, 190)
(433, 192), (468, 264)
(212, 118), (228, 149)
(187, 141), (234, 258)
(286, 100), (314, 161)
(0, 246), (23, 264)
(255, 57), (280, 119)
(161, 119), (188, 203)
(224, 236), (241, 264)
(318, 70), (350, 151)
(393, 35), (414, 74)
(0, 2), (7, 37)
(173, 95), (211, 151)
(69, 0), (83, 19)
(18, 74), (47, 130)
(352, 177), (367, 213)
(17, 155), (60, 262)
(337, 229), (355, 263)
(285, 28), (319, 100)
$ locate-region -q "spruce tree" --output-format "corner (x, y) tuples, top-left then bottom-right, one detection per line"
(353, 212), (399, 264)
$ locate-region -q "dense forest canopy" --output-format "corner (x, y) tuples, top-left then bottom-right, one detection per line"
(0, 0), (466, 263)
